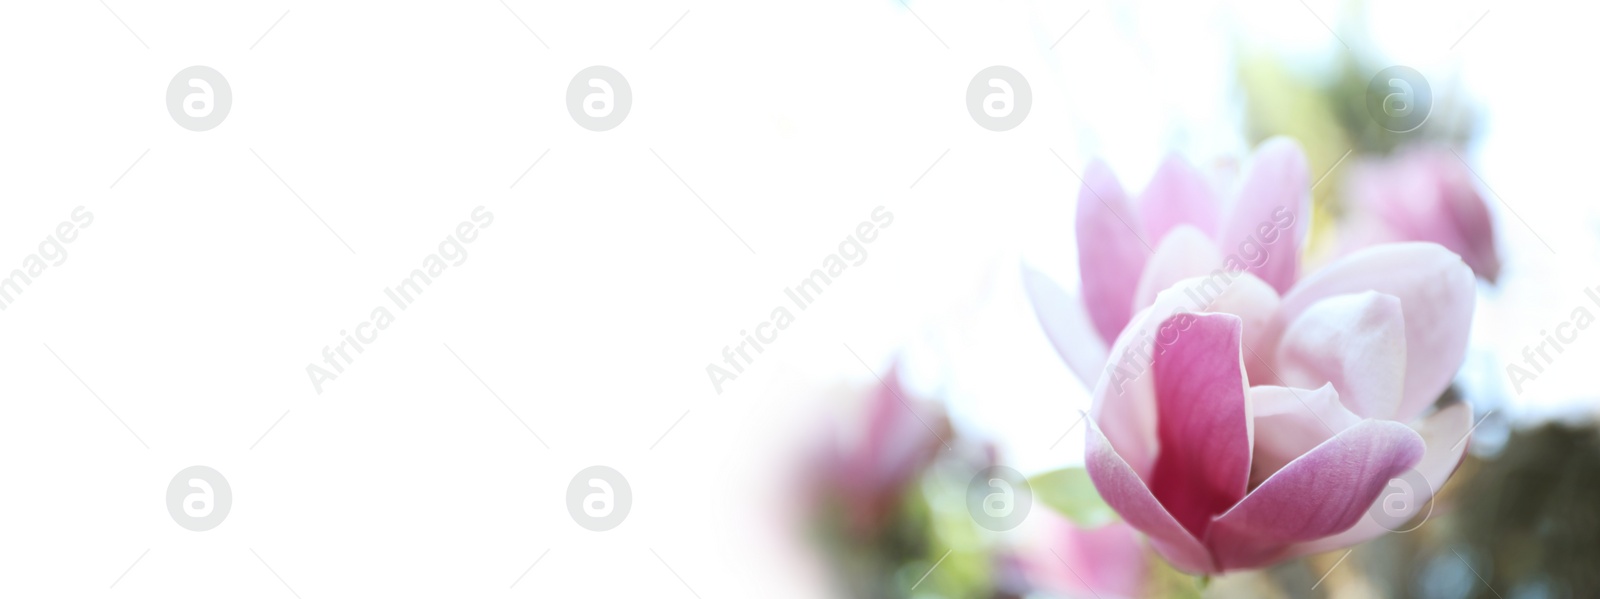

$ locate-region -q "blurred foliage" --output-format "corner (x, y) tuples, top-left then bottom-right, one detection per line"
(1317, 56), (1477, 158)
(1452, 422), (1600, 598)
(1030, 467), (1117, 528)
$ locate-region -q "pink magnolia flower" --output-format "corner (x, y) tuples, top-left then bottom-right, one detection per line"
(1022, 515), (1148, 599)
(1339, 145), (1501, 282)
(806, 366), (951, 536)
(1026, 138), (1310, 389)
(1084, 243), (1476, 573)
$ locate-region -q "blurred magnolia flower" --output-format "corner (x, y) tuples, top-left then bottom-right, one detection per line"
(1026, 137), (1310, 389)
(1339, 145), (1501, 282)
(807, 365), (951, 537)
(1085, 243), (1476, 574)
(799, 370), (1025, 599)
(1021, 514), (1148, 599)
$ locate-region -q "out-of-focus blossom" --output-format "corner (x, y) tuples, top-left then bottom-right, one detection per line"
(1021, 514), (1148, 599)
(806, 365), (951, 537)
(1084, 243), (1477, 574)
(1026, 137), (1310, 389)
(1339, 145), (1502, 282)
(799, 369), (1029, 598)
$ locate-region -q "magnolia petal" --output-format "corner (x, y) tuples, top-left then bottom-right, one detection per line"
(857, 366), (950, 496)
(1023, 264), (1111, 388)
(1026, 515), (1149, 599)
(1219, 137), (1309, 294)
(1091, 274), (1279, 477)
(1248, 384), (1362, 487)
(1188, 271), (1281, 383)
(1147, 313), (1252, 539)
(1077, 160), (1152, 345)
(1411, 399), (1476, 492)
(1140, 154), (1221, 241)
(1431, 158), (1502, 283)
(1274, 292), (1408, 420)
(1270, 243), (1476, 423)
(1207, 419), (1424, 570)
(1130, 225), (1224, 313)
(1279, 400), (1473, 558)
(1344, 148), (1502, 282)
(1087, 423), (1215, 574)
(1090, 279), (1215, 478)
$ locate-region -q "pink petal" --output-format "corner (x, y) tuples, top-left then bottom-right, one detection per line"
(838, 367), (950, 530)
(1091, 275), (1272, 478)
(1344, 148), (1502, 282)
(1091, 281), (1217, 478)
(1248, 384), (1361, 487)
(1273, 292), (1408, 420)
(1219, 137), (1309, 294)
(1022, 264), (1111, 388)
(1178, 271), (1281, 383)
(1087, 423), (1215, 574)
(1410, 400), (1475, 494)
(1140, 154), (1221, 241)
(1206, 420), (1425, 570)
(1130, 225), (1224, 313)
(1146, 313), (1253, 539)
(1027, 515), (1149, 599)
(1269, 243), (1476, 423)
(1429, 155), (1502, 283)
(862, 375), (945, 491)
(1077, 160), (1152, 345)
(1280, 400), (1473, 557)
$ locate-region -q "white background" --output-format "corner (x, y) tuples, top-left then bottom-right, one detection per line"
(1, 0), (1596, 597)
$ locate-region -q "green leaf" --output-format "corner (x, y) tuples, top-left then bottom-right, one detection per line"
(1028, 467), (1118, 527)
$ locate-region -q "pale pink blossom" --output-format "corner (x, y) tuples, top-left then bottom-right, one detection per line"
(1339, 145), (1501, 282)
(1027, 137), (1310, 389)
(1083, 243), (1476, 573)
(1022, 515), (1148, 599)
(807, 366), (950, 536)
